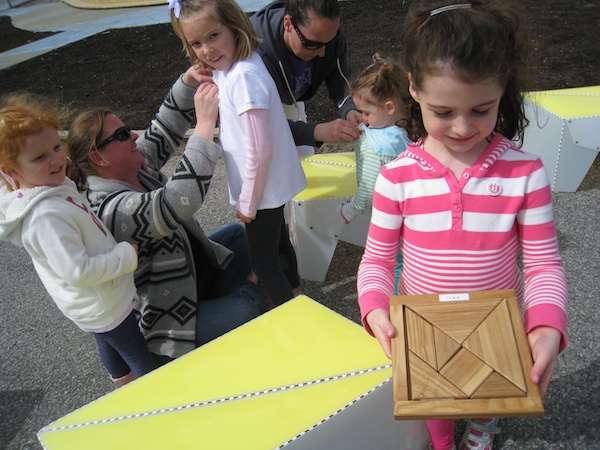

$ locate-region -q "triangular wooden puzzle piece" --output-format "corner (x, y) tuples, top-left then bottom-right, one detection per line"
(433, 326), (461, 369)
(408, 351), (466, 400)
(408, 298), (501, 343)
(463, 300), (526, 392)
(405, 308), (437, 370)
(471, 372), (527, 399)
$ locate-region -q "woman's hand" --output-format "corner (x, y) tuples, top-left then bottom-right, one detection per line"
(365, 308), (396, 359)
(527, 326), (562, 397)
(346, 109), (364, 126)
(193, 82), (219, 140)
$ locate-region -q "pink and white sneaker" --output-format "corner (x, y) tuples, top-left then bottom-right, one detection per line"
(459, 418), (501, 450)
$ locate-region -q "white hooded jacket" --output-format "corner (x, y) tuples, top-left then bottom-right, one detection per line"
(0, 177), (138, 331)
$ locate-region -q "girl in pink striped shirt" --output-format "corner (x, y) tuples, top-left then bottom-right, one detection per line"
(357, 2), (568, 449)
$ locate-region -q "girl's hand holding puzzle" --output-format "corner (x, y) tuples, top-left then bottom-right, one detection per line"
(365, 308), (396, 360)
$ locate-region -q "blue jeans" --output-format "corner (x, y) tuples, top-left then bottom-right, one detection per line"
(93, 310), (158, 378)
(194, 224), (267, 347)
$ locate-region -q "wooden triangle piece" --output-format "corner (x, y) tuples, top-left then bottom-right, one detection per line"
(408, 351), (467, 400)
(471, 371), (526, 398)
(408, 298), (500, 343)
(405, 308), (437, 370)
(463, 300), (527, 392)
(433, 326), (461, 369)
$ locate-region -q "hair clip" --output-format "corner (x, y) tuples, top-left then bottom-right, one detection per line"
(372, 54), (378, 63)
(430, 3), (472, 16)
(168, 0), (183, 18)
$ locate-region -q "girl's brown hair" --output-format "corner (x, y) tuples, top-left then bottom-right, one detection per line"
(400, 0), (529, 143)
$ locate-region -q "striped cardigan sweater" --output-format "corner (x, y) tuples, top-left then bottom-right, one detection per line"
(357, 133), (568, 350)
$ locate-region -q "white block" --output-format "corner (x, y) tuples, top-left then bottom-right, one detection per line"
(522, 87), (600, 192)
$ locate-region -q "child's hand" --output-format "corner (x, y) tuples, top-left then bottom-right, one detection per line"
(131, 243), (139, 254)
(527, 326), (562, 397)
(236, 209), (255, 224)
(365, 308), (396, 359)
(340, 203), (350, 224)
(183, 65), (214, 88)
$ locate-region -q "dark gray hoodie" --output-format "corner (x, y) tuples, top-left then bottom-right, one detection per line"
(250, 0), (358, 146)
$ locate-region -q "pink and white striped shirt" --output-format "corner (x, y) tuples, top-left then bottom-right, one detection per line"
(357, 133), (568, 350)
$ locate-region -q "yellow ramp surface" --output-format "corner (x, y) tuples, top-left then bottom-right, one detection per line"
(295, 153), (358, 201)
(38, 296), (391, 449)
(525, 85), (600, 118)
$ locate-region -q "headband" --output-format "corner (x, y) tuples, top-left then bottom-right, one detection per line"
(430, 4), (472, 16)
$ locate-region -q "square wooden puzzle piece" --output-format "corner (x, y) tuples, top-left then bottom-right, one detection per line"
(391, 290), (544, 420)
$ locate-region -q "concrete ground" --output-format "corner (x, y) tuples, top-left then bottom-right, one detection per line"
(1, 1), (599, 449)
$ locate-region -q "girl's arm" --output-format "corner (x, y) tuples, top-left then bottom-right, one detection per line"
(343, 137), (384, 222)
(518, 159), (568, 394)
(357, 168), (403, 340)
(236, 108), (272, 222)
(25, 208), (138, 288)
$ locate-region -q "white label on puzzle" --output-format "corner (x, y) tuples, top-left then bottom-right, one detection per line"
(439, 293), (470, 302)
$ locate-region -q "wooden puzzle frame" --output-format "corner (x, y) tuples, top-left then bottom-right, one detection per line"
(391, 290), (544, 420)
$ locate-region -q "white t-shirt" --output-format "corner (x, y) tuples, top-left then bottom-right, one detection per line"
(214, 52), (306, 213)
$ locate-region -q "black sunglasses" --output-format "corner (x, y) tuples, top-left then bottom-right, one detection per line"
(97, 126), (132, 149)
(288, 14), (339, 50)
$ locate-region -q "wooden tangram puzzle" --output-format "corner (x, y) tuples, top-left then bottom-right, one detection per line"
(391, 290), (544, 420)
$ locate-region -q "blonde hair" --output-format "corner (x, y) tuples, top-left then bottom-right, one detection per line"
(350, 54), (407, 126)
(66, 108), (113, 190)
(0, 92), (69, 188)
(170, 0), (260, 68)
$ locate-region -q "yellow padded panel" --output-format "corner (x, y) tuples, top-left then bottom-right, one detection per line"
(295, 153), (358, 201)
(525, 85), (600, 119)
(38, 296), (390, 449)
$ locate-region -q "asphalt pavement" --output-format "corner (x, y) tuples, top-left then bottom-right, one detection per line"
(1, 1), (599, 448)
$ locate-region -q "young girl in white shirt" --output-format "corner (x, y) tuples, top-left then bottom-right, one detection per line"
(170, 0), (307, 306)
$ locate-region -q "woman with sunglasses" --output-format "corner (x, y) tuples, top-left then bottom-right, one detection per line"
(250, 0), (362, 155)
(67, 66), (267, 363)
